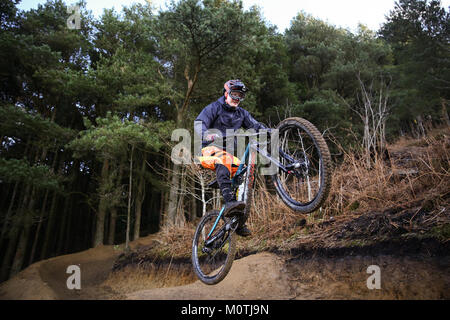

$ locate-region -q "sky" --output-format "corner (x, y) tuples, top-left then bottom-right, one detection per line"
(18, 0), (450, 33)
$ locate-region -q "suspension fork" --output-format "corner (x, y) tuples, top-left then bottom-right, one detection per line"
(204, 214), (239, 247)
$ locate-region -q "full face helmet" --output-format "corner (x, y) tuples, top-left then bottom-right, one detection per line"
(223, 79), (248, 102)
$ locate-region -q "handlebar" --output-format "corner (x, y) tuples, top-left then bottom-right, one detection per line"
(213, 129), (273, 139)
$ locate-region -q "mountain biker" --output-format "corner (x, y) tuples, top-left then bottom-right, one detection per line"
(194, 79), (266, 237)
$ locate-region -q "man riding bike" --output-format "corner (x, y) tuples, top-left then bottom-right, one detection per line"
(194, 79), (266, 237)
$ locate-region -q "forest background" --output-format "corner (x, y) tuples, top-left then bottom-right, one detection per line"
(0, 0), (449, 282)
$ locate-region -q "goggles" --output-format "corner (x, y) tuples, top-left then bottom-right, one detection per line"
(228, 90), (246, 101)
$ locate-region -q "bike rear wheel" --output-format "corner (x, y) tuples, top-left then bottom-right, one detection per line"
(192, 210), (237, 285)
(272, 117), (331, 213)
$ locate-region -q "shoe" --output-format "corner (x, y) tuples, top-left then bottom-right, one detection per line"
(236, 224), (252, 237)
(223, 201), (246, 217)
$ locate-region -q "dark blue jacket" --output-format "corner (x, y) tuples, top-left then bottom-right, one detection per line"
(194, 96), (266, 147)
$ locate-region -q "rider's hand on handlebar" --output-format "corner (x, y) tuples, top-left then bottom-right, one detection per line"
(205, 133), (220, 142)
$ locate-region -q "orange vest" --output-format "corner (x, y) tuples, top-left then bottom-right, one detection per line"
(197, 146), (241, 177)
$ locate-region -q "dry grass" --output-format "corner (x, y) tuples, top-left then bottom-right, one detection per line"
(237, 126), (450, 251)
(327, 128), (449, 215)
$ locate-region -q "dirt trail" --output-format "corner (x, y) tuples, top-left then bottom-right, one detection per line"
(0, 261), (58, 300)
(1, 245), (301, 300)
(0, 245), (122, 300)
(1, 239), (448, 300)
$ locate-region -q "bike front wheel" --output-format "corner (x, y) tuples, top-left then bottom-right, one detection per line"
(271, 117), (332, 213)
(191, 210), (237, 285)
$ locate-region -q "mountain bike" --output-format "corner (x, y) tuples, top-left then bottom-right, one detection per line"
(191, 117), (332, 285)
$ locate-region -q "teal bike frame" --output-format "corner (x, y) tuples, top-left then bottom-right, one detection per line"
(204, 130), (307, 240)
(205, 136), (258, 239)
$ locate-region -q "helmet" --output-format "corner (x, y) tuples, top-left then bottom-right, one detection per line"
(223, 79), (248, 102)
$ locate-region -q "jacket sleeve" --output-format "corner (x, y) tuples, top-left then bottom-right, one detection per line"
(194, 103), (217, 139)
(242, 109), (267, 131)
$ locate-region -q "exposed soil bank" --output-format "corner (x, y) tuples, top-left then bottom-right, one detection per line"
(0, 235), (448, 299)
(122, 238), (449, 300)
(285, 254), (450, 300)
(122, 252), (450, 300)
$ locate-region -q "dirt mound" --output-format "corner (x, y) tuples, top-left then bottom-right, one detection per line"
(0, 234), (162, 300)
(0, 244), (122, 300)
(126, 252), (298, 300)
(0, 261), (57, 300)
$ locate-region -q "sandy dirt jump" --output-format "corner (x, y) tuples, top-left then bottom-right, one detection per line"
(0, 245), (121, 300)
(0, 245), (297, 300)
(126, 252), (298, 300)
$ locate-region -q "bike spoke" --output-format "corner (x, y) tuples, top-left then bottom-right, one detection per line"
(277, 124), (323, 205)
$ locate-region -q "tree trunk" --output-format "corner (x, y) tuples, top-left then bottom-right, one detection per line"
(63, 198), (73, 253)
(200, 174), (206, 217)
(40, 190), (58, 259)
(28, 145), (58, 264)
(159, 189), (166, 226)
(191, 188), (197, 222)
(108, 208), (117, 245)
(416, 115), (426, 138)
(165, 64), (200, 226)
(0, 230), (19, 281)
(9, 186), (37, 277)
(8, 144), (42, 277)
(93, 158), (109, 247)
(10, 229), (28, 277)
(167, 163), (180, 226)
(442, 98), (450, 127)
(125, 146), (134, 250)
(0, 183), (28, 279)
(0, 140), (31, 248)
(0, 181), (11, 214)
(0, 181), (19, 243)
(175, 166), (187, 227)
(107, 162), (124, 245)
(133, 157), (146, 241)
(39, 148), (60, 259)
(28, 189), (49, 265)
(57, 196), (71, 254)
(159, 157), (169, 227)
(363, 116), (371, 168)
(133, 202), (142, 241)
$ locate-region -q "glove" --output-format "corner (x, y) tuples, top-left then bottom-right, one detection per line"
(205, 133), (220, 142)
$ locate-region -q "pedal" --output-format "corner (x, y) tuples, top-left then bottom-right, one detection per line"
(223, 202), (246, 217)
